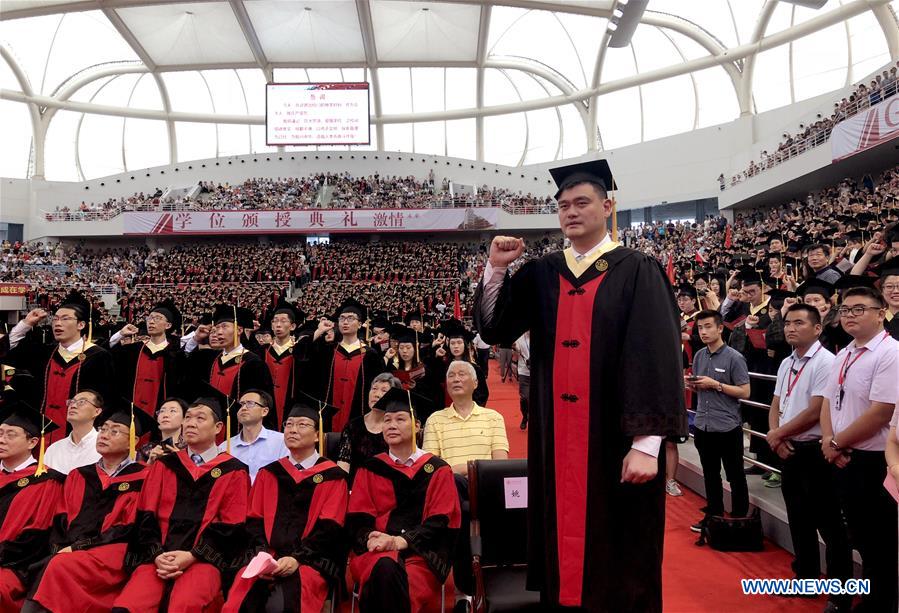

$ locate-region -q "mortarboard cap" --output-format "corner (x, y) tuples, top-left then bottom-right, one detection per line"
(549, 159), (616, 200)
(212, 304), (254, 329)
(286, 390), (339, 456)
(876, 259), (899, 279)
(95, 399), (156, 439)
(150, 299), (182, 332)
(273, 300), (304, 324)
(335, 298), (367, 322)
(833, 274), (877, 292)
(796, 280), (835, 300)
(440, 319), (475, 343)
(676, 285), (698, 299)
(0, 399), (59, 438)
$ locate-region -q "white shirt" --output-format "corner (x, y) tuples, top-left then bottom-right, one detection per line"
(389, 447), (426, 467)
(514, 334), (531, 377)
(479, 234), (662, 458)
(825, 331), (899, 451)
(187, 444), (221, 464)
(9, 321), (84, 353)
(773, 341), (834, 442)
(291, 450), (320, 470)
(44, 428), (101, 474)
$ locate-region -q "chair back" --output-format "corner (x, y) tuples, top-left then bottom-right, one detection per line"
(468, 459), (529, 567)
(324, 431), (341, 460)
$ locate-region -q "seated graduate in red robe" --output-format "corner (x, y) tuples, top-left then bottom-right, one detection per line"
(346, 387), (460, 613)
(0, 393), (65, 610)
(186, 304), (274, 427)
(25, 404), (154, 613)
(224, 399), (347, 612)
(111, 394), (249, 613)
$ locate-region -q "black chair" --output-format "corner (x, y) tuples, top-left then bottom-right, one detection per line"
(467, 459), (541, 613)
(324, 431), (341, 461)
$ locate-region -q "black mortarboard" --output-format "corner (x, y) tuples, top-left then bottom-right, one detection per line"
(95, 399), (156, 439)
(844, 230), (864, 241)
(151, 299), (182, 331)
(834, 274), (877, 291)
(404, 311), (423, 325)
(737, 265), (766, 286)
(549, 159), (615, 200)
(192, 383), (236, 423)
(370, 314), (391, 330)
(273, 300), (303, 324)
(766, 289), (797, 301)
(676, 285), (698, 299)
(58, 290), (91, 322)
(1, 372), (41, 412)
(199, 313), (213, 326)
(876, 259), (899, 279)
(286, 390), (339, 456)
(374, 386), (434, 418)
(0, 399), (59, 438)
(335, 298), (366, 321)
(212, 304), (254, 329)
(390, 325), (418, 345)
(796, 279), (835, 299)
(440, 319), (475, 343)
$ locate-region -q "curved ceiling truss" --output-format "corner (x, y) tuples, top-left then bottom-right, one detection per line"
(1, 0), (896, 179)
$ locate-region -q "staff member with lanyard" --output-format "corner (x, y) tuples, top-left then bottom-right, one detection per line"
(821, 286), (898, 613)
(767, 304), (851, 612)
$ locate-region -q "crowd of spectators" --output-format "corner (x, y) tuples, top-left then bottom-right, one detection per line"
(724, 62), (898, 189)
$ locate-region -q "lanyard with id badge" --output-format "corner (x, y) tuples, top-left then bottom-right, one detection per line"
(833, 333), (887, 411)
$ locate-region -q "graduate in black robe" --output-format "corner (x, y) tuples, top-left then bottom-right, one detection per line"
(223, 401), (348, 613)
(303, 300), (384, 433)
(110, 299), (186, 423)
(187, 304), (274, 428)
(474, 160), (686, 612)
(0, 292), (114, 444)
(0, 400), (65, 610)
(256, 301), (313, 427)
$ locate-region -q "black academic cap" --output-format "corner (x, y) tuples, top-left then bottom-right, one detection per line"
(1, 372), (41, 412)
(844, 230), (864, 241)
(58, 290), (92, 322)
(390, 324), (418, 345)
(676, 285), (698, 299)
(737, 265), (766, 286)
(876, 259), (899, 278)
(199, 312), (213, 326)
(212, 304), (254, 329)
(766, 289), (797, 301)
(833, 274), (877, 292)
(370, 314), (391, 330)
(440, 319), (475, 343)
(95, 399), (155, 438)
(285, 391), (338, 427)
(273, 300), (303, 324)
(796, 279), (835, 300)
(0, 400), (59, 438)
(374, 386), (433, 417)
(404, 311), (423, 325)
(335, 298), (366, 321)
(549, 159), (615, 200)
(191, 383), (237, 423)
(151, 299), (182, 331)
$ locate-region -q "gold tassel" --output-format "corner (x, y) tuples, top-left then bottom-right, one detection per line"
(610, 197), (618, 243)
(35, 423), (47, 476)
(87, 301), (93, 346)
(408, 390), (417, 452)
(318, 403), (325, 457)
(226, 402), (232, 454)
(231, 305), (239, 351)
(414, 329), (419, 364)
(128, 403), (137, 461)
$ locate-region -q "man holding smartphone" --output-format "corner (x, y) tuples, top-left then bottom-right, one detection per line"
(688, 310), (752, 533)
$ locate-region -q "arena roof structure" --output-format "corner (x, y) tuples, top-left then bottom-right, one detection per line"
(1, 0), (897, 180)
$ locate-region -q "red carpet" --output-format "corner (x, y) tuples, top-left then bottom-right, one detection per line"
(485, 361), (825, 613)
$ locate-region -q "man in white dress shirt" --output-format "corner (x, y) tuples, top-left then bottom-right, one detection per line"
(43, 389), (102, 474)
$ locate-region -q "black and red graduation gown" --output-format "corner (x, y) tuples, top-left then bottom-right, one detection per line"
(0, 463), (65, 609)
(113, 450), (249, 613)
(30, 461), (147, 612)
(305, 340), (384, 433)
(261, 337), (313, 427)
(223, 456), (348, 612)
(474, 245), (687, 612)
(113, 339), (185, 419)
(1, 342), (114, 445)
(189, 348), (274, 426)
(346, 452), (460, 613)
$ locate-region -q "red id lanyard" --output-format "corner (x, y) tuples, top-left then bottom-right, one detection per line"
(785, 345), (822, 398)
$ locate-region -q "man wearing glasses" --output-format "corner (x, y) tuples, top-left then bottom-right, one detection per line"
(304, 299), (384, 433)
(43, 390), (103, 475)
(219, 389), (288, 483)
(1, 291), (113, 444)
(821, 284), (898, 612)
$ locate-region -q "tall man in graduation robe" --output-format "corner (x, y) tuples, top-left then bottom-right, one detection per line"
(474, 160), (687, 612)
(26, 407), (153, 613)
(110, 300), (185, 421)
(1, 292), (114, 444)
(347, 388), (459, 613)
(258, 301), (311, 427)
(188, 304), (274, 427)
(305, 299), (384, 433)
(112, 396), (250, 613)
(223, 401), (348, 612)
(0, 401), (65, 609)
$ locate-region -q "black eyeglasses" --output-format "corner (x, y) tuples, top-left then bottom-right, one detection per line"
(837, 305), (884, 317)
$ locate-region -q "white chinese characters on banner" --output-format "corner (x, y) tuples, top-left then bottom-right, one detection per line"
(123, 208), (498, 235)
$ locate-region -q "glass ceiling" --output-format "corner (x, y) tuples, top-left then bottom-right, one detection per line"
(0, 0), (896, 180)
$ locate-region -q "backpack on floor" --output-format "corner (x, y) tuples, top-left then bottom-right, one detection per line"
(696, 508), (764, 552)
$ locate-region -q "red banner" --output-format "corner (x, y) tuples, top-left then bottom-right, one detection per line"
(0, 283), (30, 296)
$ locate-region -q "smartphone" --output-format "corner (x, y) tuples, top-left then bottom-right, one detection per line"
(686, 375), (699, 382)
(786, 264), (793, 275)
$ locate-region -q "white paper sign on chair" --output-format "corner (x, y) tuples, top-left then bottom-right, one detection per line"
(503, 476), (528, 509)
